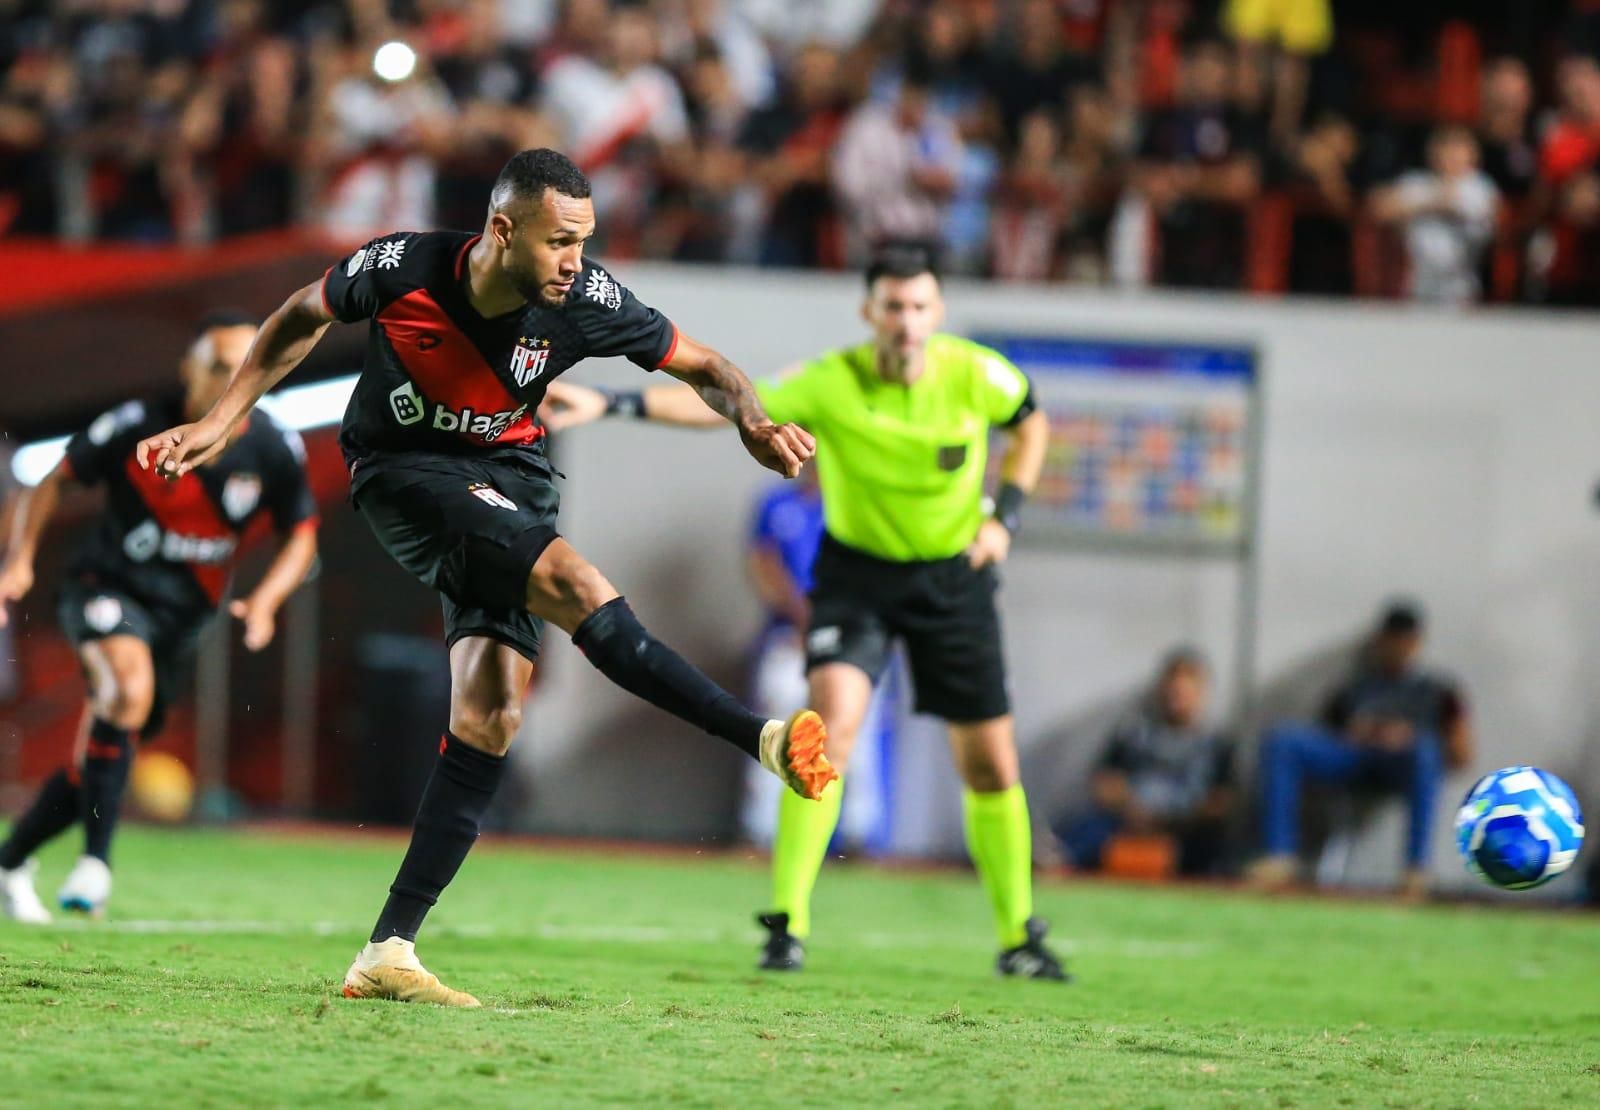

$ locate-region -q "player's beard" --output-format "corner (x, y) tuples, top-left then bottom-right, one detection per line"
(507, 264), (572, 309)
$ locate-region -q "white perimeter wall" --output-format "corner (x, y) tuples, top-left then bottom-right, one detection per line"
(512, 265), (1600, 890)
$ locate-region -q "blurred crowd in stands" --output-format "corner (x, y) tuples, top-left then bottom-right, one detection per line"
(9, 0), (1600, 306)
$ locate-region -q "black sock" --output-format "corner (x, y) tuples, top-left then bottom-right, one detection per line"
(370, 732), (507, 944)
(80, 719), (133, 864)
(571, 597), (766, 759)
(0, 767), (82, 870)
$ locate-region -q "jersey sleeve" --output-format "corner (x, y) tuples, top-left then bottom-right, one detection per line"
(972, 347), (1036, 427)
(571, 264), (678, 371)
(63, 400), (148, 485)
(320, 233), (417, 323)
(258, 419), (318, 532)
(753, 362), (823, 427)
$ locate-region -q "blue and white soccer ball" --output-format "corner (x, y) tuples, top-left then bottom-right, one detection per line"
(1455, 766), (1585, 890)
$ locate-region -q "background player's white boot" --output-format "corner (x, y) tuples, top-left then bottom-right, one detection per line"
(57, 855), (111, 916)
(342, 936), (481, 1007)
(0, 859), (53, 924)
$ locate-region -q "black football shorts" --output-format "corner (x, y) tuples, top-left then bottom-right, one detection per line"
(804, 534), (1011, 722)
(56, 577), (203, 738)
(353, 452), (562, 662)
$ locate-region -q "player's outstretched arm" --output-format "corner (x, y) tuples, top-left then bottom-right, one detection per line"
(229, 521), (319, 652)
(137, 281), (337, 479)
(658, 335), (815, 477)
(0, 457), (75, 626)
(542, 380), (724, 430)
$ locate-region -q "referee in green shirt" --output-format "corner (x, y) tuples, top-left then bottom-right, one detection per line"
(545, 247), (1064, 979)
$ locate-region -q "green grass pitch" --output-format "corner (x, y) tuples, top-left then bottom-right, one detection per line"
(2, 825), (1598, 1108)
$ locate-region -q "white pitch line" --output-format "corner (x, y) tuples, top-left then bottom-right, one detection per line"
(38, 918), (1212, 957)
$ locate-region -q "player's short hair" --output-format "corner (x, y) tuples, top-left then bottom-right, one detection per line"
(1378, 601), (1424, 636)
(490, 148), (592, 212)
(1158, 645), (1208, 681)
(864, 242), (942, 289)
(194, 309), (258, 338)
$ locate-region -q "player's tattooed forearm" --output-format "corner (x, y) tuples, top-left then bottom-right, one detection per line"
(684, 355), (767, 430)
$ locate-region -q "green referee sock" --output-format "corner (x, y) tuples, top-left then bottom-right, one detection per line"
(769, 777), (843, 938)
(963, 785), (1034, 949)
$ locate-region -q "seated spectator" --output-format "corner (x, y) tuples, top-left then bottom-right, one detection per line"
(175, 0), (300, 238)
(307, 39), (455, 240)
(1532, 55), (1600, 306)
(1130, 37), (1265, 290)
(1286, 113), (1360, 295)
(540, 5), (690, 254)
(428, 0), (553, 231)
(831, 60), (962, 258)
(985, 0), (1097, 146)
(1370, 125), (1499, 306)
(1055, 649), (1235, 877)
(1478, 57), (1537, 204)
(1248, 603), (1472, 899)
(738, 42), (847, 267)
(1224, 0), (1333, 144)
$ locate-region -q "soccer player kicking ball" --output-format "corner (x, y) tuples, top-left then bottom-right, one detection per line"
(0, 314), (319, 922)
(134, 149), (835, 1007)
(544, 246), (1066, 980)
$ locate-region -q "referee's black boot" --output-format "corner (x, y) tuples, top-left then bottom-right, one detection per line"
(996, 917), (1071, 982)
(756, 912), (805, 972)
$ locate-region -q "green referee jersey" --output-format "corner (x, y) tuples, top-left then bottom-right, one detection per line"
(754, 333), (1032, 562)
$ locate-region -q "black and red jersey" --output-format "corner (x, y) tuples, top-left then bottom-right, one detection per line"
(62, 397), (317, 621)
(320, 230), (678, 484)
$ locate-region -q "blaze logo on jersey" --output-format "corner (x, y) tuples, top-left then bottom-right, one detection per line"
(222, 473), (262, 521)
(510, 337), (551, 387)
(390, 381), (426, 426)
(345, 248), (368, 277)
(585, 268), (622, 310)
(122, 518), (236, 564)
(432, 403), (529, 440)
(468, 483), (517, 511)
(389, 380), (527, 440)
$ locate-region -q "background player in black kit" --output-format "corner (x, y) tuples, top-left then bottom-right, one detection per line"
(0, 313), (319, 924)
(136, 149), (836, 1007)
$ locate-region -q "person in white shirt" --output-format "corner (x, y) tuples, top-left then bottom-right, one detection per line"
(1371, 125), (1501, 306)
(831, 66), (963, 256)
(540, 7), (690, 239)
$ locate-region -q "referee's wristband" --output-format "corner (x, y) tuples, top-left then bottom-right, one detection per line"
(602, 390), (647, 419)
(993, 482), (1027, 536)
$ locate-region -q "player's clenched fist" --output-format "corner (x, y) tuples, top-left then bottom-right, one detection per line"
(740, 420), (816, 479)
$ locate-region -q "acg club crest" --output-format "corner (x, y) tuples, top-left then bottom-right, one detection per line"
(222, 473), (262, 521)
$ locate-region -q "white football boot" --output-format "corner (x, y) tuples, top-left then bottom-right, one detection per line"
(57, 855), (112, 916)
(0, 859), (53, 924)
(342, 936), (481, 1007)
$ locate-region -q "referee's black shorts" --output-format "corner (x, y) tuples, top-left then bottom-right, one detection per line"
(352, 452), (561, 663)
(804, 534), (1010, 722)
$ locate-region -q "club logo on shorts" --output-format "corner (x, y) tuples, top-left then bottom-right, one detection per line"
(390, 381), (426, 426)
(222, 473), (262, 521)
(344, 248), (367, 277)
(84, 595), (124, 634)
(510, 336), (552, 387)
(808, 626), (842, 655)
(468, 483), (517, 511)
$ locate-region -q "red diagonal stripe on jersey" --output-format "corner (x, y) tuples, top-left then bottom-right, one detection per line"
(122, 456), (231, 603)
(376, 289), (543, 447)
